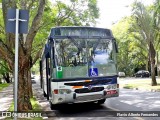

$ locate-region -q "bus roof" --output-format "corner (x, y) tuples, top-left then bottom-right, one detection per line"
(49, 26), (114, 39)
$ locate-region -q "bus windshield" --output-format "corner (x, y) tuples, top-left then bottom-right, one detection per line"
(53, 37), (117, 79)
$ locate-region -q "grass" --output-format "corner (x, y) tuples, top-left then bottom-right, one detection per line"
(0, 83), (10, 91)
(6, 97), (43, 120)
(123, 84), (139, 89)
(122, 78), (160, 91)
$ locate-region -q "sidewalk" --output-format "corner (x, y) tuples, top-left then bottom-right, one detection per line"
(32, 80), (56, 119)
(0, 80), (52, 120)
(0, 84), (13, 120)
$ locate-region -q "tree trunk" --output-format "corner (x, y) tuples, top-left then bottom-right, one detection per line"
(28, 70), (33, 98)
(146, 58), (149, 71)
(149, 42), (157, 86)
(18, 68), (32, 111)
(1, 0), (46, 111)
(151, 58), (157, 86)
(2, 73), (11, 83)
(150, 58), (157, 86)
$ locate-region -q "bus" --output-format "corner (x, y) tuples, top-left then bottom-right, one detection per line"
(40, 26), (119, 110)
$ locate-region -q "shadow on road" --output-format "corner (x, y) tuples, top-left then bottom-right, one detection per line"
(49, 102), (116, 117)
(56, 102), (104, 113)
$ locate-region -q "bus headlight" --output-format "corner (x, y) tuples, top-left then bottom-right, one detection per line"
(59, 89), (72, 94)
(106, 84), (117, 90)
(106, 85), (111, 90)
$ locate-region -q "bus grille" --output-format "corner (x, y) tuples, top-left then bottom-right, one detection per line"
(74, 87), (104, 93)
(75, 94), (103, 102)
(64, 79), (112, 86)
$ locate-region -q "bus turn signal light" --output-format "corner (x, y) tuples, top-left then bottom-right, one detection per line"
(117, 84), (119, 88)
(53, 89), (72, 94)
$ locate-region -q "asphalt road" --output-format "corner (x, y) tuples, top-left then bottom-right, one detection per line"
(33, 77), (160, 120)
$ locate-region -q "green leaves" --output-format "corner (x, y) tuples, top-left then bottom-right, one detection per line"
(32, 0), (100, 65)
(0, 60), (10, 75)
(112, 16), (148, 75)
(113, 1), (160, 78)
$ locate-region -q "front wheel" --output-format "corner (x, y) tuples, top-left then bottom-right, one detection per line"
(50, 101), (54, 110)
(43, 91), (47, 97)
(49, 101), (59, 110)
(97, 99), (106, 104)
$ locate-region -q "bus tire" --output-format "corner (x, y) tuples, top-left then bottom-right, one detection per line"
(97, 99), (106, 104)
(47, 93), (49, 100)
(43, 91), (47, 97)
(49, 101), (58, 110)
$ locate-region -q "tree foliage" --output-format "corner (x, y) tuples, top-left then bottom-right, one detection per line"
(112, 17), (148, 76)
(112, 1), (160, 85)
(132, 1), (159, 85)
(32, 0), (100, 65)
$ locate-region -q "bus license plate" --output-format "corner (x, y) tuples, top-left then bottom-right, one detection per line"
(107, 90), (117, 95)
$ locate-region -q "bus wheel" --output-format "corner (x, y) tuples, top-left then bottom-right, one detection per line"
(97, 99), (106, 104)
(49, 101), (58, 110)
(43, 91), (47, 97)
(47, 94), (49, 100)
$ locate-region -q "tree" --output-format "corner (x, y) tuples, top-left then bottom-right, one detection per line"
(0, 0), (99, 111)
(153, 0), (160, 76)
(132, 2), (157, 86)
(52, 0), (99, 26)
(112, 17), (148, 76)
(32, 0), (100, 63)
(0, 0), (46, 111)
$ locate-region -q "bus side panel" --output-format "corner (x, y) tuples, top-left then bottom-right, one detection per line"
(50, 82), (59, 103)
(42, 58), (47, 95)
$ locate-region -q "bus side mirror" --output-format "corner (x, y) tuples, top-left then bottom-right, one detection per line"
(115, 42), (118, 53)
(48, 36), (53, 41)
(113, 39), (118, 53)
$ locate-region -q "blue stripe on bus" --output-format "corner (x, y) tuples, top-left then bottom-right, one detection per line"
(63, 77), (117, 87)
(51, 75), (118, 82)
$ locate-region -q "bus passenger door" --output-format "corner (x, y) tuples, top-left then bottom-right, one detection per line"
(46, 58), (51, 100)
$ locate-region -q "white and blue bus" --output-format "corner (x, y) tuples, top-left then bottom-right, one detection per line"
(40, 26), (119, 110)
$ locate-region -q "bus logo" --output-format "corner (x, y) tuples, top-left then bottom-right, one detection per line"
(88, 85), (93, 90)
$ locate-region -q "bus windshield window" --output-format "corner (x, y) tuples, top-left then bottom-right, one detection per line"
(88, 39), (113, 64)
(53, 38), (117, 78)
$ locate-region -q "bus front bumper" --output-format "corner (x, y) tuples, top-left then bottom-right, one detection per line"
(50, 89), (119, 105)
